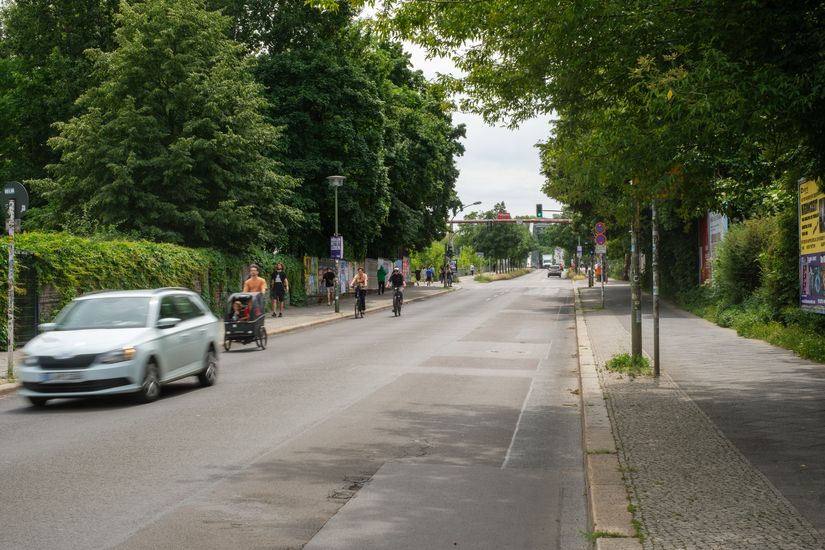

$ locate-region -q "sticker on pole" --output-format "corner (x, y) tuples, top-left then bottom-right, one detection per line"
(330, 235), (343, 259)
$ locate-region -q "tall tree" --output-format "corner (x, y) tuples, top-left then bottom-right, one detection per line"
(0, 0), (120, 183)
(31, 0), (300, 250)
(214, 0), (464, 258)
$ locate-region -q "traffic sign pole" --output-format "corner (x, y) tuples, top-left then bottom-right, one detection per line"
(7, 199), (15, 381)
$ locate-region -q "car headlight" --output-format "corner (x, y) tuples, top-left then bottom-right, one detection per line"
(99, 346), (137, 364)
(21, 352), (39, 367)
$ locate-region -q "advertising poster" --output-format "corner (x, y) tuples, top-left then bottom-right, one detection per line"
(799, 178), (825, 313)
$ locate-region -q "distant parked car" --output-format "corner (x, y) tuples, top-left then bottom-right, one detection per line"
(18, 288), (220, 407)
(547, 264), (562, 277)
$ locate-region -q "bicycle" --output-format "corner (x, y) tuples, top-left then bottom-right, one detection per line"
(353, 286), (365, 319)
(392, 286), (403, 317)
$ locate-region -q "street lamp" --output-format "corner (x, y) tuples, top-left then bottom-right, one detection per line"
(327, 175), (346, 312)
(444, 201), (482, 287)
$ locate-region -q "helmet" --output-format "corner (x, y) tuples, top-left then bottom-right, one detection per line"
(393, 266), (400, 271)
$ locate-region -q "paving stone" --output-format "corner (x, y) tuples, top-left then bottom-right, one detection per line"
(577, 282), (825, 550)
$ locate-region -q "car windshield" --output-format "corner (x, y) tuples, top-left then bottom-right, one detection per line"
(53, 297), (151, 330)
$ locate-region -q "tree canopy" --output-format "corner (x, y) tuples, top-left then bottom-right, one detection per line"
(31, 0), (301, 249)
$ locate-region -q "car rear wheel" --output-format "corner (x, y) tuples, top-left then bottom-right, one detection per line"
(137, 361), (161, 403)
(198, 349), (218, 387)
(27, 396), (48, 408)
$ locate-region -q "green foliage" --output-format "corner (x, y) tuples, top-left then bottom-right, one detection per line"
(28, 0), (301, 251)
(230, 0), (462, 257)
(0, 231), (308, 348)
(0, 0), (120, 184)
(456, 244), (483, 272)
(712, 218), (777, 307)
(603, 353), (652, 378)
(456, 203), (535, 266)
(409, 239), (445, 272)
(473, 268), (531, 283)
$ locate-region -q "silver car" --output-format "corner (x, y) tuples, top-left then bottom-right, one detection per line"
(18, 288), (220, 407)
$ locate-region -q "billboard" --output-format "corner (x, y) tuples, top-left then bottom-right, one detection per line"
(799, 178), (825, 313)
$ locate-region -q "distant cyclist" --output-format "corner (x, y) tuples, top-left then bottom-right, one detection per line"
(349, 266), (368, 313)
(388, 266), (406, 305)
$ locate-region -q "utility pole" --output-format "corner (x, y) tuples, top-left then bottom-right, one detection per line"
(652, 200), (660, 376)
(630, 200), (642, 358)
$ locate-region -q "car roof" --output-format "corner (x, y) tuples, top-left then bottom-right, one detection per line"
(76, 288), (196, 300)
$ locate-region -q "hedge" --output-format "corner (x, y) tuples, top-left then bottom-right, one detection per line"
(0, 232), (303, 349)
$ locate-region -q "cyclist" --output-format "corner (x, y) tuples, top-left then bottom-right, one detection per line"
(349, 266), (368, 314)
(388, 266), (406, 306)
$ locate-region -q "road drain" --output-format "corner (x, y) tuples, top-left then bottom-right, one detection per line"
(329, 474), (372, 502)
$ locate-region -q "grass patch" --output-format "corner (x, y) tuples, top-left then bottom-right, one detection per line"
(676, 287), (825, 364)
(474, 268), (532, 283)
(603, 353), (652, 378)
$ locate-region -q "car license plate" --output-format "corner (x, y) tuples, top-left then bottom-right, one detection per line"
(43, 371), (85, 383)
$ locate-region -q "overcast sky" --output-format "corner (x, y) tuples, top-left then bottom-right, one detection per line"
(405, 46), (563, 220)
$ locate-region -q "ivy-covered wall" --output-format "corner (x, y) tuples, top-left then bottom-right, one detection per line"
(0, 232), (304, 349)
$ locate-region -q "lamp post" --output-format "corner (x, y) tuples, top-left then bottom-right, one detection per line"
(327, 175), (346, 312)
(445, 201), (482, 287)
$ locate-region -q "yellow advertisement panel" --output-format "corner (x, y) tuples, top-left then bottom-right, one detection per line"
(799, 178), (825, 255)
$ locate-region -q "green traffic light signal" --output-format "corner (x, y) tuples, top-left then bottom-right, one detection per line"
(536, 204), (543, 218)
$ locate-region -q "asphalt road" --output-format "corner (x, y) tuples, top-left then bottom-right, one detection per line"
(0, 271), (586, 550)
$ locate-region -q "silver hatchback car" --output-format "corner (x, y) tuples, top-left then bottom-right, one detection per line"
(18, 288), (220, 407)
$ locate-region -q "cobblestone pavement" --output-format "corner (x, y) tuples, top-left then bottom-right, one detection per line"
(578, 282), (824, 550)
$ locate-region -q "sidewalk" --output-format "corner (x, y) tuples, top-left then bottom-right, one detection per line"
(0, 283), (457, 394)
(576, 280), (825, 550)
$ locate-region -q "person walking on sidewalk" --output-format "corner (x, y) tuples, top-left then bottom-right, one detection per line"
(377, 264), (387, 295)
(414, 267), (422, 286)
(243, 264), (268, 294)
(270, 263), (289, 317)
(426, 265), (434, 286)
(322, 267), (336, 305)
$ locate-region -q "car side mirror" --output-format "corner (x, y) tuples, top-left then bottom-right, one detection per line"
(38, 322), (57, 332)
(157, 317), (182, 329)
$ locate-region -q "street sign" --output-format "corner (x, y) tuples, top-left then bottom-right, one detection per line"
(3, 181), (29, 219)
(330, 235), (343, 259)
(594, 221), (606, 235)
(595, 234), (607, 245)
(496, 211), (511, 220)
(576, 245), (582, 258)
(595, 244), (607, 254)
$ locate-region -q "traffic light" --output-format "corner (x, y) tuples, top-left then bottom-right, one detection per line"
(536, 204), (543, 218)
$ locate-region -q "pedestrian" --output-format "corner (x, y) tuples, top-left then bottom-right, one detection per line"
(243, 264), (268, 294)
(377, 263), (387, 295)
(439, 265), (445, 284)
(470, 264), (475, 276)
(270, 263), (289, 317)
(322, 267), (336, 305)
(446, 265), (453, 287)
(414, 267), (422, 286)
(426, 265), (434, 286)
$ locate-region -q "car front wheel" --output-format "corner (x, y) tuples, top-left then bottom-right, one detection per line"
(137, 361), (161, 403)
(27, 396), (48, 408)
(198, 349), (218, 387)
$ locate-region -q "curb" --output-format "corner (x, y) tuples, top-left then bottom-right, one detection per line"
(264, 287), (457, 337)
(573, 284), (641, 549)
(0, 381), (20, 397)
